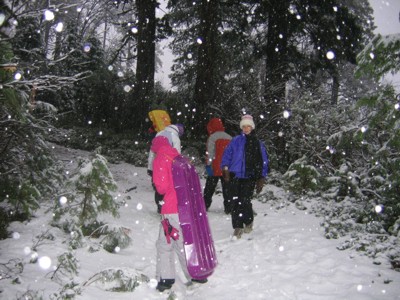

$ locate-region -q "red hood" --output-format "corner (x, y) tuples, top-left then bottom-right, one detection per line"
(207, 118), (225, 135)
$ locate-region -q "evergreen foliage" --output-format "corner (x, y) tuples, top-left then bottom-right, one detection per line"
(93, 224), (132, 253)
(73, 66), (131, 132)
(50, 252), (79, 283)
(353, 34), (400, 237)
(356, 33), (400, 80)
(1, 0), (400, 293)
(51, 281), (81, 300)
(283, 156), (320, 194)
(83, 268), (149, 292)
(53, 152), (119, 232)
(1, 28), (64, 237)
(355, 87), (400, 233)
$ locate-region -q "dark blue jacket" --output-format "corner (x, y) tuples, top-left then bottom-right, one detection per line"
(221, 133), (269, 179)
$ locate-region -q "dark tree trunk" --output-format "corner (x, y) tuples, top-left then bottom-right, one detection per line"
(331, 72), (339, 105)
(263, 0), (290, 170)
(132, 0), (157, 129)
(192, 0), (219, 135)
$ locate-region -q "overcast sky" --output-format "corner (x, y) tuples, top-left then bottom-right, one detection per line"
(369, 0), (400, 35)
(369, 0), (400, 91)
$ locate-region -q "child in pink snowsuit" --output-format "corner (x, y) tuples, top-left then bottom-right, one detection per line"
(151, 136), (191, 292)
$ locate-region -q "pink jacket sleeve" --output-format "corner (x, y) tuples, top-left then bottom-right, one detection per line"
(152, 153), (172, 195)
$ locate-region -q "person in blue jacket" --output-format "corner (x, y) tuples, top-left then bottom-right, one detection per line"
(221, 114), (269, 239)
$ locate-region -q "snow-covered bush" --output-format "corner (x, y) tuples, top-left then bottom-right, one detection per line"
(389, 218), (400, 237)
(0, 78), (64, 238)
(355, 34), (400, 236)
(106, 148), (148, 167)
(91, 224), (132, 253)
(323, 162), (363, 201)
(51, 281), (81, 300)
(354, 87), (400, 233)
(49, 252), (79, 283)
(53, 152), (119, 245)
(29, 101), (58, 116)
(82, 268), (149, 292)
(356, 33), (400, 81)
(318, 197), (366, 239)
(254, 189), (277, 203)
(54, 128), (150, 167)
(6, 183), (41, 216)
(283, 156), (320, 195)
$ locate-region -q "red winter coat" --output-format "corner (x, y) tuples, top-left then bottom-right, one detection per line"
(206, 118), (232, 176)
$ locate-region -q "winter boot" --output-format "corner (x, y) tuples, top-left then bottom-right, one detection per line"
(192, 278), (208, 284)
(244, 222), (253, 234)
(233, 228), (244, 239)
(156, 279), (175, 292)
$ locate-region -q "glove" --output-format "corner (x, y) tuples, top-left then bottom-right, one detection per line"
(222, 168), (230, 182)
(205, 165), (214, 176)
(256, 178), (265, 194)
(161, 218), (179, 244)
(147, 169), (153, 177)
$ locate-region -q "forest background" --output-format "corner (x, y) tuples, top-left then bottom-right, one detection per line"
(1, 0), (400, 293)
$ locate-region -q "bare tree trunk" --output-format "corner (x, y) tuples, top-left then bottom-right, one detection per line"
(331, 73), (339, 105)
(263, 0), (290, 170)
(192, 0), (220, 135)
(103, 20), (107, 50)
(132, 0), (157, 129)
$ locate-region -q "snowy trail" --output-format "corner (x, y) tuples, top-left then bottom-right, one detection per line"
(63, 147), (400, 300)
(106, 154), (399, 300)
(1, 145), (399, 300)
(193, 200), (397, 300)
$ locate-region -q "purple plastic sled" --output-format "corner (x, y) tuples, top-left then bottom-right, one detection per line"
(172, 155), (217, 280)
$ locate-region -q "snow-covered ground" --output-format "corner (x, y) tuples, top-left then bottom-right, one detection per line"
(1, 144), (399, 299)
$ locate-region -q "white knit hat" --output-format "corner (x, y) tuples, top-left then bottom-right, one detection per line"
(240, 114), (255, 129)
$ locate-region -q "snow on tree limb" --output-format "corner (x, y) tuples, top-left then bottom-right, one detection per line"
(356, 33), (400, 81)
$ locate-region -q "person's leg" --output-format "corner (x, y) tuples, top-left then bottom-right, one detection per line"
(231, 178), (256, 237)
(230, 178), (243, 231)
(168, 214), (192, 282)
(156, 218), (176, 291)
(221, 177), (231, 214)
(203, 176), (219, 210)
(240, 179), (256, 232)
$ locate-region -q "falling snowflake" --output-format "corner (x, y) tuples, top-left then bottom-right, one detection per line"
(59, 196), (68, 205)
(38, 256), (52, 270)
(44, 10), (55, 21)
(326, 51), (335, 60)
(283, 110), (290, 119)
(55, 22), (64, 32)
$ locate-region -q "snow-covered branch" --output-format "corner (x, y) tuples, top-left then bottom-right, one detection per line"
(3, 71), (92, 92)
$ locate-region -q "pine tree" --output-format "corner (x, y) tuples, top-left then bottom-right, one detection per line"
(356, 33), (400, 81)
(355, 33), (400, 235)
(167, 0), (258, 134)
(132, 0), (157, 128)
(53, 151), (119, 241)
(1, 2), (64, 238)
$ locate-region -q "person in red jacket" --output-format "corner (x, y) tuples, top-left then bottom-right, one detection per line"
(151, 136), (206, 292)
(203, 118), (232, 213)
